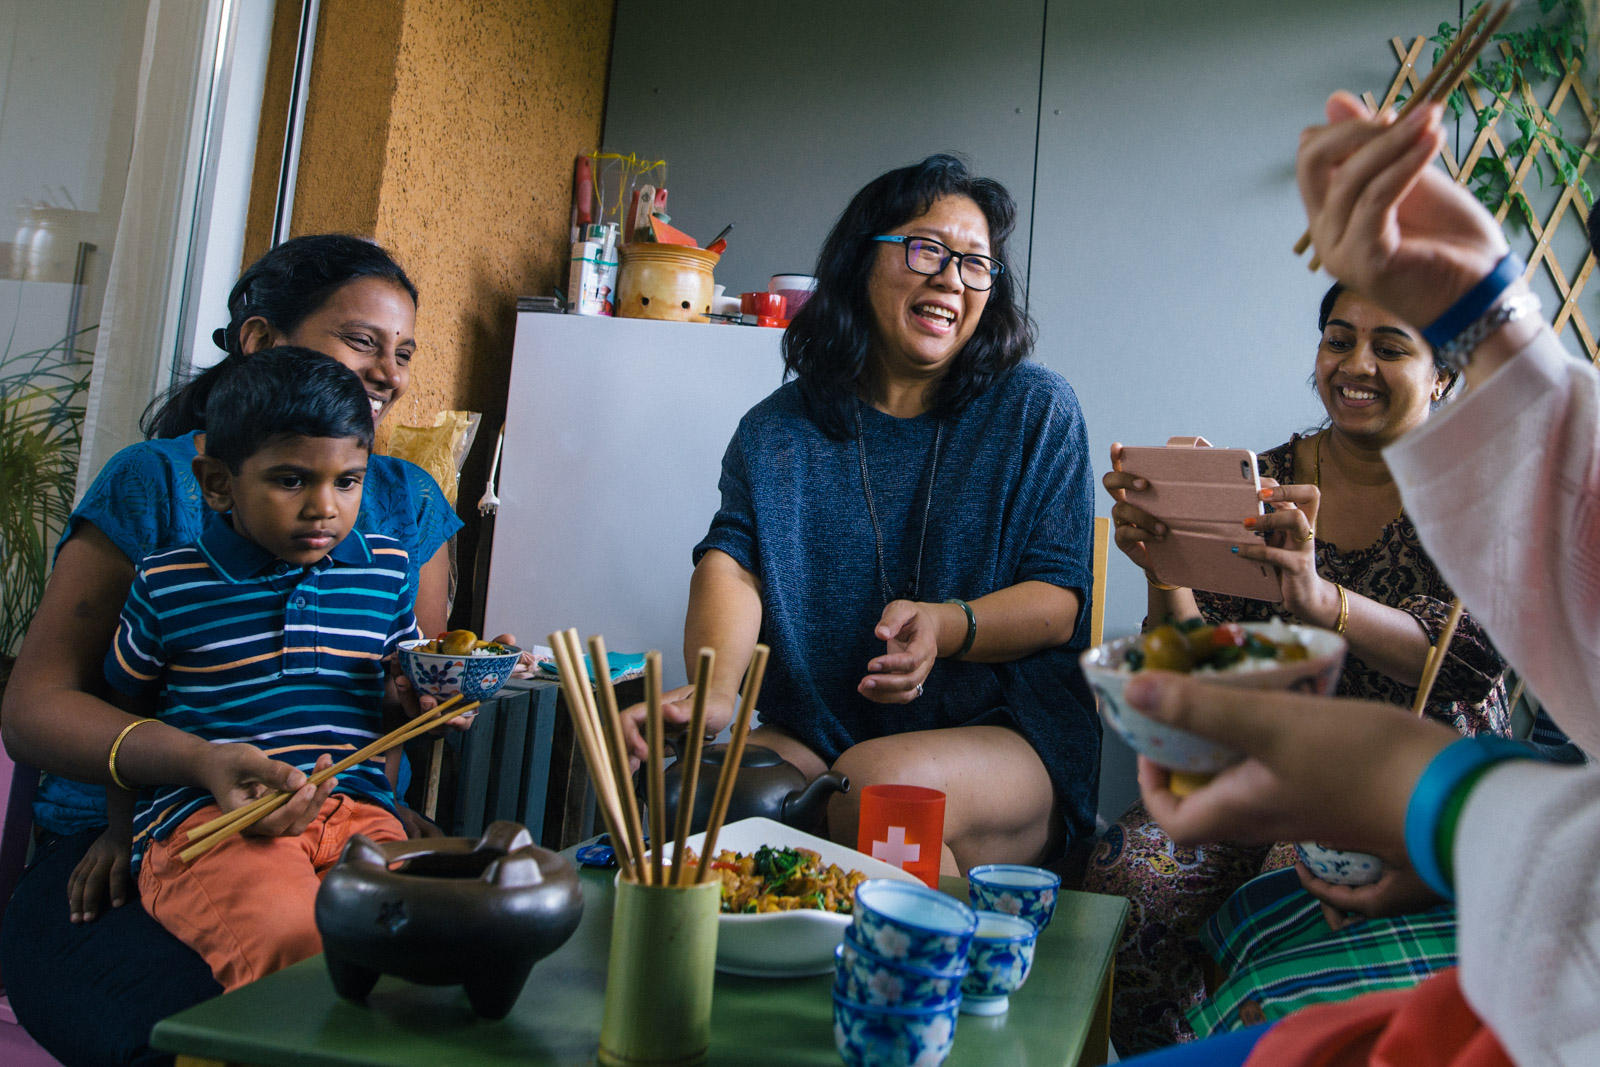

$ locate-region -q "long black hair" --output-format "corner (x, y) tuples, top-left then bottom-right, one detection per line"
(141, 234), (418, 439)
(782, 154), (1035, 439)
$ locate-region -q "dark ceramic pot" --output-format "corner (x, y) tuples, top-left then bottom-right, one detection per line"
(649, 742), (848, 836)
(315, 821), (583, 1019)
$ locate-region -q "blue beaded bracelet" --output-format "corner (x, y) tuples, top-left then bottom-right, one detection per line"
(1421, 252), (1524, 357)
(1404, 735), (1540, 899)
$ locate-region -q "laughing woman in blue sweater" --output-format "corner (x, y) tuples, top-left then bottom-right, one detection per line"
(623, 155), (1100, 870)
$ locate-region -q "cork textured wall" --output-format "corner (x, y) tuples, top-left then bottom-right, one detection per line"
(244, 0), (614, 625)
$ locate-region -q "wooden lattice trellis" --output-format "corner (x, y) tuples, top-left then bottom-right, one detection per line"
(1368, 36), (1599, 365)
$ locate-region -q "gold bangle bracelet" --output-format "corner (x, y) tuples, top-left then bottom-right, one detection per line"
(1147, 574), (1180, 592)
(1334, 583), (1350, 635)
(108, 718), (158, 791)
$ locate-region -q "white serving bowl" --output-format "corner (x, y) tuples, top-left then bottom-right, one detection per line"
(1080, 620), (1347, 773)
(397, 638), (520, 703)
(653, 817), (920, 977)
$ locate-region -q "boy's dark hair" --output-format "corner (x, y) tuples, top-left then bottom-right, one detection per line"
(143, 234), (417, 439)
(782, 153), (1036, 440)
(202, 346), (374, 471)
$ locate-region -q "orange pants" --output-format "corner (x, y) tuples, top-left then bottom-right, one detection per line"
(139, 794), (404, 991)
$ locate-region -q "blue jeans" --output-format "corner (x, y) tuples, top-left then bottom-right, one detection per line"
(1121, 1023), (1272, 1065)
(1, 829), (221, 1066)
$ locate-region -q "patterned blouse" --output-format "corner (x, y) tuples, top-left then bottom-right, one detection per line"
(1193, 435), (1508, 736)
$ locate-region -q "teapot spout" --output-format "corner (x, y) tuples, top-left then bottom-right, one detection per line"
(780, 770), (850, 828)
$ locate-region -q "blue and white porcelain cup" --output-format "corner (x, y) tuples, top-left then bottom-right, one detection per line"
(960, 910), (1037, 1015)
(834, 926), (965, 1010)
(967, 863), (1060, 931)
(832, 989), (961, 1067)
(1295, 842), (1384, 887)
(853, 879), (977, 973)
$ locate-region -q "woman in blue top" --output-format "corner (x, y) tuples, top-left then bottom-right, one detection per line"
(0, 235), (463, 1066)
(624, 156), (1100, 868)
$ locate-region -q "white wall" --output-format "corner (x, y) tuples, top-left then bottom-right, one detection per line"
(601, 0), (1578, 820)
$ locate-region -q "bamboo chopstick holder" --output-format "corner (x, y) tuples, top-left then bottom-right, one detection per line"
(696, 646), (770, 884)
(672, 649), (715, 886)
(183, 693), (467, 841)
(1412, 598), (1465, 717)
(588, 634), (651, 885)
(645, 651), (667, 888)
(1296, 2), (1509, 270)
(179, 695), (477, 862)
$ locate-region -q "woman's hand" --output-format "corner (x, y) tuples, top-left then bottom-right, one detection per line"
(620, 685), (737, 766)
(859, 600), (938, 704)
(195, 745), (337, 837)
(67, 829), (131, 923)
(1234, 480), (1340, 625)
(1129, 670), (1458, 856)
(1299, 92), (1506, 329)
(1104, 443), (1168, 579)
(1296, 860), (1443, 931)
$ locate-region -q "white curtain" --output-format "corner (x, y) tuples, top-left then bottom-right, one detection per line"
(75, 0), (215, 498)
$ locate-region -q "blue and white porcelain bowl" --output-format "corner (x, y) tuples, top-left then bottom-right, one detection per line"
(833, 989), (961, 1067)
(967, 864), (1061, 931)
(1079, 623), (1347, 774)
(834, 926), (965, 1010)
(960, 910), (1037, 1015)
(853, 880), (977, 974)
(1295, 842), (1384, 887)
(398, 639), (521, 703)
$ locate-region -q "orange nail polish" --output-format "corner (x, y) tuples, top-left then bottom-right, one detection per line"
(1258, 488), (1274, 501)
(1242, 516), (1257, 529)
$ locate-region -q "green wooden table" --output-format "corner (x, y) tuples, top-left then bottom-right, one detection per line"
(152, 866), (1127, 1066)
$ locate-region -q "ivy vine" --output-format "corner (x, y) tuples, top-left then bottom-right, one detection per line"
(1418, 0), (1593, 232)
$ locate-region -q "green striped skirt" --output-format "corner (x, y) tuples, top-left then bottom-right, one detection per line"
(1187, 868), (1459, 1038)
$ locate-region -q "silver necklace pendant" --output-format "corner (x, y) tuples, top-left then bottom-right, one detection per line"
(855, 403), (943, 607)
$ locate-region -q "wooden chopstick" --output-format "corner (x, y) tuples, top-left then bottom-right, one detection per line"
(182, 693), (467, 842)
(1297, 2), (1509, 268)
(179, 695), (477, 862)
(672, 649), (715, 886)
(552, 629), (638, 881)
(645, 651), (667, 887)
(1412, 597), (1465, 717)
(588, 634), (651, 884)
(696, 646), (770, 884)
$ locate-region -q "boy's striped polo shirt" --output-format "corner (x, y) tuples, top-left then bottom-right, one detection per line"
(104, 512), (418, 870)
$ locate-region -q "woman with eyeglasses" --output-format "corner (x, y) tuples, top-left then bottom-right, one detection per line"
(622, 154), (1099, 870)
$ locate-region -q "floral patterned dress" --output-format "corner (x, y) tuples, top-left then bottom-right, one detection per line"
(1082, 435), (1509, 1054)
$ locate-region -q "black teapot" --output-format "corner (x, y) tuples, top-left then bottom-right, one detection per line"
(648, 742), (848, 835)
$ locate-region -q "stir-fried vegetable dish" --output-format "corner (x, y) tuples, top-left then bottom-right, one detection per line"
(684, 845), (867, 914)
(1126, 619), (1310, 673)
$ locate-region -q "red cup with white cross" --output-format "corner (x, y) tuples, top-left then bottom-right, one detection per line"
(857, 785), (946, 889)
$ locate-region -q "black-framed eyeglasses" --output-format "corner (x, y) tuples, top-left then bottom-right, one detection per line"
(872, 235), (1004, 291)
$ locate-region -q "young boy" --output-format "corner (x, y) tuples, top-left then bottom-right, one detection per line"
(103, 346), (418, 991)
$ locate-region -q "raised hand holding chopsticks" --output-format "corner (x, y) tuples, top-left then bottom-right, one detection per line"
(1294, 2), (1512, 271)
